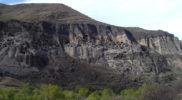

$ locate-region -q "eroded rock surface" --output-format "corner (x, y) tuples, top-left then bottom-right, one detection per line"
(0, 3), (182, 88)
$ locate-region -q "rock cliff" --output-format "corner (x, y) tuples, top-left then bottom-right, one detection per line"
(0, 3), (182, 88)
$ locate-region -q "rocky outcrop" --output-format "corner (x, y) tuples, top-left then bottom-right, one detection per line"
(0, 20), (181, 74)
(0, 3), (182, 88)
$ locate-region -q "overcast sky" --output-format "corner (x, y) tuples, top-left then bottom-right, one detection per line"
(1, 0), (182, 40)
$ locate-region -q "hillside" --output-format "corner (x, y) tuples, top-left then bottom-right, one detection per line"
(0, 3), (182, 89)
(0, 3), (99, 24)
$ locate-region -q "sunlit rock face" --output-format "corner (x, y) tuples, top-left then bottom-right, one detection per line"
(0, 3), (182, 88)
(64, 24), (182, 74)
(1, 21), (181, 75)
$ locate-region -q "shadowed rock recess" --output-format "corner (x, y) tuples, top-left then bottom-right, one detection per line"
(0, 3), (182, 89)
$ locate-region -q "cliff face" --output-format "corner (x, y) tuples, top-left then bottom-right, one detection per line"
(0, 3), (182, 88)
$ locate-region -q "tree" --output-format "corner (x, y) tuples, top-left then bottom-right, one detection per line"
(121, 89), (138, 100)
(14, 83), (33, 100)
(32, 88), (43, 100)
(77, 87), (89, 99)
(87, 91), (100, 100)
(40, 84), (65, 100)
(100, 88), (114, 100)
(2, 88), (16, 100)
(63, 90), (76, 100)
(137, 83), (158, 100)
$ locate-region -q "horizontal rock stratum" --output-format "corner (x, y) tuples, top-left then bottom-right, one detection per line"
(0, 3), (182, 88)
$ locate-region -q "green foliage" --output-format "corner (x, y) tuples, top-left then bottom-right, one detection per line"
(75, 85), (81, 93)
(121, 89), (138, 100)
(137, 83), (159, 100)
(87, 91), (100, 100)
(100, 88), (114, 100)
(0, 94), (3, 100)
(0, 82), (180, 100)
(32, 89), (43, 100)
(40, 84), (65, 100)
(63, 90), (76, 100)
(2, 88), (16, 100)
(120, 83), (159, 100)
(75, 85), (90, 99)
(14, 83), (33, 100)
(77, 87), (89, 99)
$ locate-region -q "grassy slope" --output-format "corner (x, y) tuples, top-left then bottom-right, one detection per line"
(0, 3), (96, 23)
